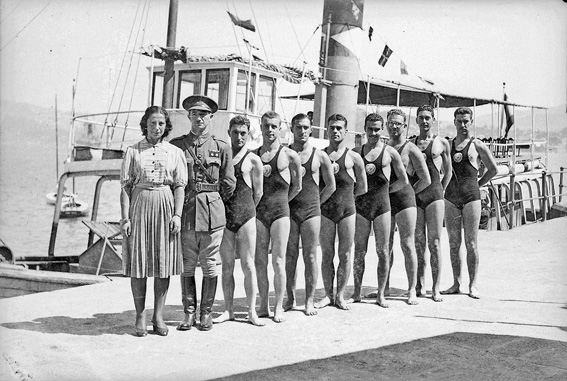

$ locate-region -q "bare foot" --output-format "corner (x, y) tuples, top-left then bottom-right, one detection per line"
(376, 296), (389, 308)
(432, 291), (444, 302)
(407, 289), (418, 305)
(440, 285), (461, 295)
(347, 293), (362, 304)
(283, 298), (296, 312)
(314, 296), (334, 309)
(213, 310), (234, 324)
(304, 301), (318, 316)
(247, 313), (266, 326)
(335, 296), (350, 310)
(273, 307), (286, 323)
(469, 287), (480, 299)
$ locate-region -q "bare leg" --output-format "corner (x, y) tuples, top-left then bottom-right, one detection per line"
(315, 216), (336, 309)
(255, 219), (271, 317)
(441, 200), (463, 295)
(462, 200), (481, 299)
(385, 217), (396, 297)
(415, 207), (428, 297)
(131, 277), (147, 332)
(300, 216), (321, 316)
(237, 219), (265, 326)
(350, 214), (371, 303)
(373, 212), (391, 308)
(214, 229), (236, 324)
(270, 217), (290, 323)
(426, 200), (444, 302)
(152, 277), (170, 329)
(335, 214), (355, 310)
(284, 220), (301, 311)
(395, 208), (418, 305)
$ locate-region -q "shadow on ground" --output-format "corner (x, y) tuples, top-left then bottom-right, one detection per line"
(213, 332), (567, 381)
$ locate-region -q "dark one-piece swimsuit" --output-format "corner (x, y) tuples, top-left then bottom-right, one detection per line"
(412, 136), (444, 210)
(289, 148), (321, 225)
(255, 146), (290, 228)
(445, 137), (480, 209)
(389, 141), (416, 216)
(225, 150), (256, 233)
(320, 147), (356, 223)
(355, 144), (390, 221)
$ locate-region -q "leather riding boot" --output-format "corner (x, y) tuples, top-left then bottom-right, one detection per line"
(198, 276), (217, 331)
(177, 276), (197, 331)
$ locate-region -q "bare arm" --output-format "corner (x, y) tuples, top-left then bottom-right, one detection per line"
(287, 148), (302, 201)
(408, 144), (431, 194)
(475, 139), (498, 187)
(120, 187), (131, 237)
(352, 151), (368, 197)
(250, 154), (264, 206)
(388, 147), (409, 193)
(170, 186), (184, 234)
(318, 150), (336, 205)
(440, 137), (452, 190)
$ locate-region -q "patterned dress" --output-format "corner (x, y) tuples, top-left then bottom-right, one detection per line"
(120, 139), (188, 278)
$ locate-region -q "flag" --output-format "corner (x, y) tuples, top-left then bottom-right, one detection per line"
(400, 60), (408, 75)
(378, 45), (393, 67)
(227, 11), (256, 32)
(503, 93), (514, 138)
(368, 26), (373, 41)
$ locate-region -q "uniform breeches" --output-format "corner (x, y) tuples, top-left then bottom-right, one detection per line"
(181, 229), (223, 277)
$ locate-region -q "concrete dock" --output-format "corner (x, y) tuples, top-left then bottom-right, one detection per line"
(1, 217), (566, 380)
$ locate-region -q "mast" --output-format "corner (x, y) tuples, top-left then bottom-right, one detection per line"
(314, 0), (364, 136)
(162, 0), (179, 108)
(54, 94), (59, 183)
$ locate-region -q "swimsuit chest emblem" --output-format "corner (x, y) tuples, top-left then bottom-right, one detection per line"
(365, 163), (376, 174)
(453, 152), (463, 163)
(300, 166), (306, 177)
(263, 164), (272, 177)
(332, 162), (340, 174)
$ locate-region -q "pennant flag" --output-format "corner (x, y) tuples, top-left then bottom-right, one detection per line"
(418, 75), (435, 86)
(226, 11), (256, 32)
(378, 45), (393, 67)
(503, 93), (514, 138)
(368, 26), (373, 41)
(400, 60), (408, 75)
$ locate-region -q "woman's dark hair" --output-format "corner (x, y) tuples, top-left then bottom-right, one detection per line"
(140, 106), (173, 139)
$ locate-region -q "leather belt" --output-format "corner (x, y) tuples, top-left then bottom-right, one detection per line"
(189, 182), (219, 192)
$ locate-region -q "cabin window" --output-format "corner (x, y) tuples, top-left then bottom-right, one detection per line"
(177, 70), (202, 108)
(257, 75), (275, 116)
(151, 71), (168, 106)
(205, 69), (229, 110)
(236, 70), (256, 113)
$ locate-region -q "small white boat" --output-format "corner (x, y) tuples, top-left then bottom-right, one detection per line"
(45, 191), (78, 205)
(59, 197), (89, 218)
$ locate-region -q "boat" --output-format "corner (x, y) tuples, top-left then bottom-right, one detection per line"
(3, 0), (565, 297)
(59, 195), (90, 218)
(45, 191), (78, 205)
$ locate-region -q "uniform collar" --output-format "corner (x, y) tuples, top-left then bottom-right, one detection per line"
(188, 130), (212, 146)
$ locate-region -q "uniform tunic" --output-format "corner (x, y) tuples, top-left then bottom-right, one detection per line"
(120, 139), (188, 278)
(170, 131), (236, 277)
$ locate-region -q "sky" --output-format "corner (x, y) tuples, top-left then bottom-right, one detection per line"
(0, 0), (565, 117)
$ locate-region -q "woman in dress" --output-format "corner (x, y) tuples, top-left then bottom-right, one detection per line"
(120, 106), (187, 337)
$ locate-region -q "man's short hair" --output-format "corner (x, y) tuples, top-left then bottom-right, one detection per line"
(229, 115), (251, 130)
(364, 113), (384, 126)
(387, 108), (407, 122)
(327, 113), (348, 128)
(417, 105), (435, 118)
(261, 110), (281, 123)
(292, 113), (311, 127)
(454, 107), (473, 118)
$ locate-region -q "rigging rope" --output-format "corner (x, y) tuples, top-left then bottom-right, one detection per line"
(0, 0), (51, 52)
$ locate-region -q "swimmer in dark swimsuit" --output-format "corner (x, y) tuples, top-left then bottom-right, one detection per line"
(285, 113), (335, 316)
(349, 113), (406, 308)
(442, 107), (497, 300)
(385, 108), (431, 306)
(254, 111), (302, 323)
(412, 105), (452, 302)
(215, 116), (265, 326)
(315, 113), (367, 311)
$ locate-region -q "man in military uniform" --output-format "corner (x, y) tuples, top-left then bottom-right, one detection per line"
(170, 95), (236, 331)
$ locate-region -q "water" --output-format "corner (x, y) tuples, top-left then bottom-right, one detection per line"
(0, 113), (566, 260)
